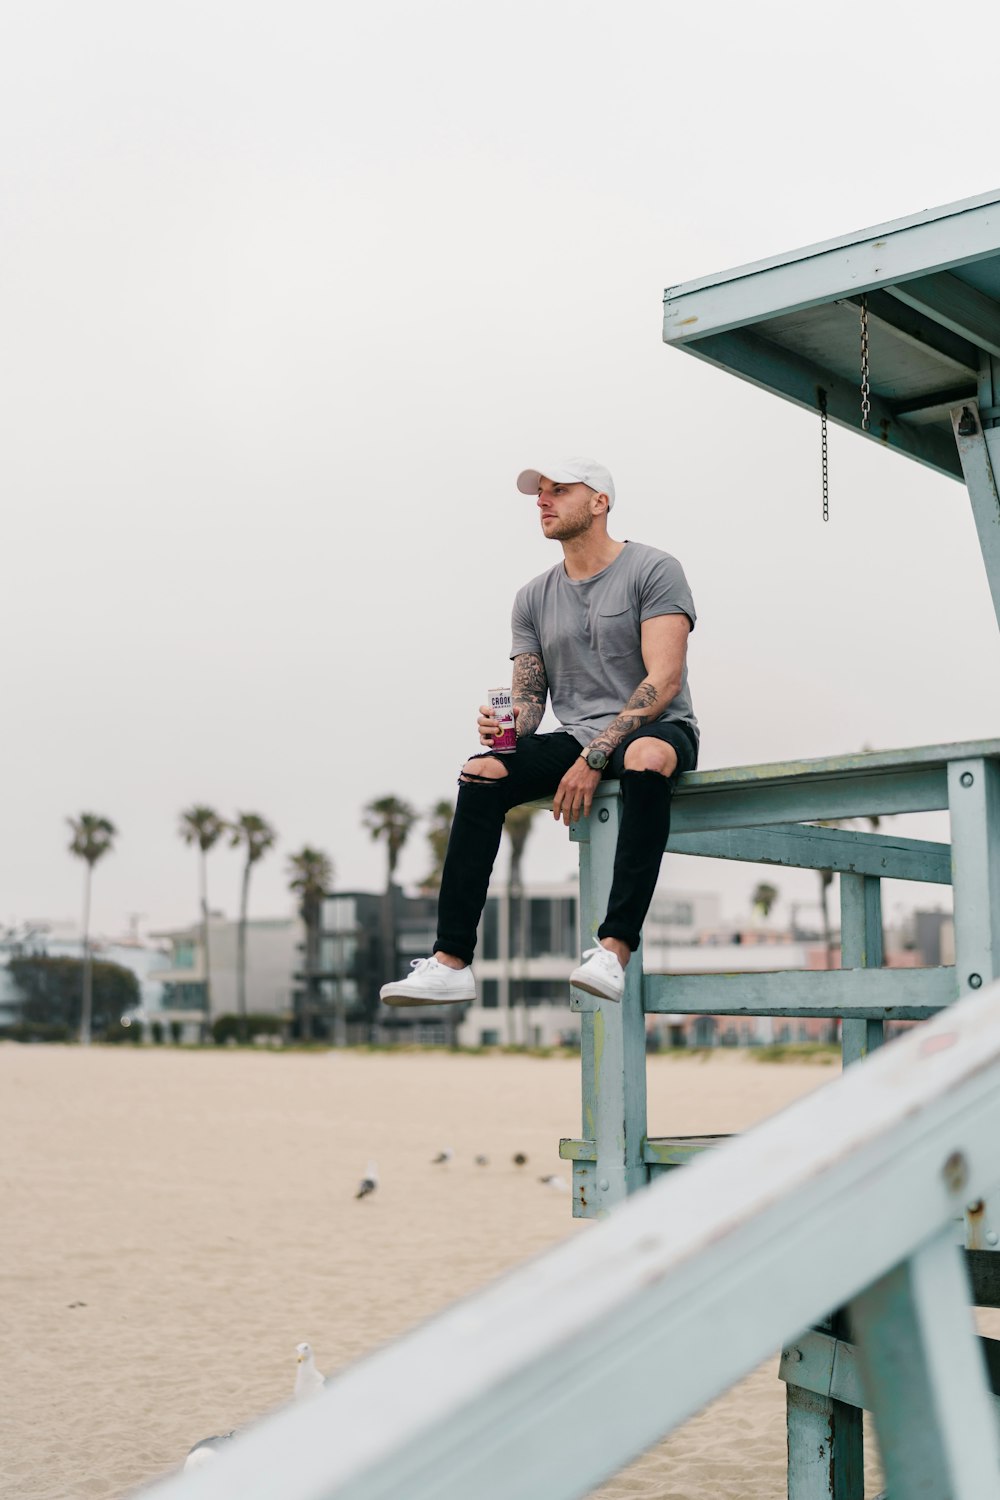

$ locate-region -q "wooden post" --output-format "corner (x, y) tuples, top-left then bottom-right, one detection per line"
(850, 1229), (1000, 1500)
(571, 783), (647, 1217)
(948, 758), (1000, 997)
(951, 401), (1000, 635)
(840, 873), (885, 1066)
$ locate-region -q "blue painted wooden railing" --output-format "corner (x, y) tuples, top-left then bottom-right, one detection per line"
(559, 735), (1000, 1496)
(141, 975), (1000, 1500)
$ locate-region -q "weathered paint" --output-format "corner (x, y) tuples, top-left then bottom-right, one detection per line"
(592, 1009), (605, 1095)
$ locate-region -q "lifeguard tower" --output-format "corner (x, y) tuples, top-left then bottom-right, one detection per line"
(556, 189), (1000, 1492)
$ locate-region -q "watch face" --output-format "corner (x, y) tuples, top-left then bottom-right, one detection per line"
(587, 749), (608, 770)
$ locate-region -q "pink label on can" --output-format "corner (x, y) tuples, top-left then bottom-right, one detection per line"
(488, 687), (517, 753)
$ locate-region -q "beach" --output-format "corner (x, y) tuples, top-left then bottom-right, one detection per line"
(3, 1044), (884, 1498)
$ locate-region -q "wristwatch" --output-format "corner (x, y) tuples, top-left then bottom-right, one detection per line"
(581, 746), (610, 772)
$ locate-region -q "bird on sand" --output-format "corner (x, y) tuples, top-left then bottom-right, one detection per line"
(539, 1174), (568, 1192)
(356, 1161), (378, 1199)
(431, 1147), (454, 1165)
(294, 1342), (327, 1400)
(513, 1152), (528, 1167)
(183, 1433), (236, 1469)
(474, 1154), (489, 1166)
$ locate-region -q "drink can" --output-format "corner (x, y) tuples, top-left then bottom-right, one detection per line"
(488, 687), (517, 753)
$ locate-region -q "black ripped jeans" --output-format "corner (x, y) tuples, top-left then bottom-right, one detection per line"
(433, 723), (698, 966)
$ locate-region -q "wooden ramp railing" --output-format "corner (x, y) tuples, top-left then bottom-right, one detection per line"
(142, 978), (1000, 1500)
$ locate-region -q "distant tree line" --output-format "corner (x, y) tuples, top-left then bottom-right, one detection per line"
(14, 789), (541, 1045)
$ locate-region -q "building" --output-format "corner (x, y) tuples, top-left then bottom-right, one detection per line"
(149, 914), (302, 1035)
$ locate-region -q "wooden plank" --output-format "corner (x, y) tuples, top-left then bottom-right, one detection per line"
(840, 874), (885, 1067)
(844, 288), (980, 379)
(643, 965), (955, 1019)
(849, 1229), (1000, 1499)
(644, 1135), (730, 1166)
(784, 1326), (1000, 1418)
(670, 766), (949, 833)
(563, 1135), (733, 1167)
(887, 272), (1000, 360)
(667, 824), (952, 884)
(678, 737), (1000, 789)
(138, 977), (1000, 1500)
(951, 404), (1000, 632)
(571, 790), (647, 1216)
(949, 759), (1000, 994)
(663, 192), (1000, 344)
(672, 326), (962, 481)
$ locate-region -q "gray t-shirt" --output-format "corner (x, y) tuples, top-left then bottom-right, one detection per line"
(509, 541), (698, 747)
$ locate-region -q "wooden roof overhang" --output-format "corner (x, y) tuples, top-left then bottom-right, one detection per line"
(662, 191), (1000, 482)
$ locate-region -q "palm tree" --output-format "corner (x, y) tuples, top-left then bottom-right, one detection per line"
(362, 796), (418, 889)
(362, 796), (417, 1040)
(504, 805), (538, 1044)
(229, 813), (277, 1041)
(67, 814), (117, 1045)
(178, 806), (225, 1034)
(420, 799), (454, 892)
(287, 846), (334, 1042)
(751, 881), (779, 921)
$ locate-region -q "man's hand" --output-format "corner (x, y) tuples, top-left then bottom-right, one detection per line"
(552, 758), (601, 826)
(477, 704), (519, 746)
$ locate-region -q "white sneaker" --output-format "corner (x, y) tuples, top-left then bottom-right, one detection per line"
(569, 946), (625, 1003)
(380, 956), (476, 1008)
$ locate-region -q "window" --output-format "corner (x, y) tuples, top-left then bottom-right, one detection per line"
(480, 1029), (500, 1046)
(173, 942), (196, 971)
(322, 897), (357, 934)
(529, 900), (553, 957)
(481, 900), (499, 960)
(481, 979), (499, 1009)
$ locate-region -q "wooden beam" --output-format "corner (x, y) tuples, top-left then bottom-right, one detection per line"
(887, 272), (1000, 361)
(643, 965), (955, 1019)
(844, 289), (980, 379)
(681, 325), (963, 481)
(667, 824), (952, 884)
(663, 192), (1000, 345)
(670, 766), (949, 835)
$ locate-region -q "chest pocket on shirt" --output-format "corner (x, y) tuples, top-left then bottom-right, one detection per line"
(596, 607), (640, 661)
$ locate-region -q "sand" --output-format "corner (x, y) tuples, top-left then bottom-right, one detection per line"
(1, 1044), (886, 1498)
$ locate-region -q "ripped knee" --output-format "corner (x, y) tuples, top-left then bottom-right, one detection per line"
(622, 741), (678, 777)
(459, 751), (509, 784)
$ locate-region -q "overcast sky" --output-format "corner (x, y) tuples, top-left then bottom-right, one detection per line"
(3, 0), (999, 943)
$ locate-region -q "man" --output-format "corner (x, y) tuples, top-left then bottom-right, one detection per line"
(380, 457), (697, 1007)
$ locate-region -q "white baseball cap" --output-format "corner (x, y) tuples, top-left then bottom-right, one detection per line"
(516, 458), (615, 510)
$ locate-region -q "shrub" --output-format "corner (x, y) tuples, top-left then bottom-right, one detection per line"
(211, 1013), (285, 1045)
(0, 1021), (73, 1043)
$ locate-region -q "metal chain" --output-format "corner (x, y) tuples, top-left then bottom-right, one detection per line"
(860, 295), (871, 432)
(819, 388), (829, 522)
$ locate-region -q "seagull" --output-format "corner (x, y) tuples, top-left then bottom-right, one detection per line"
(513, 1152), (528, 1167)
(183, 1434), (236, 1469)
(539, 1174), (568, 1192)
(356, 1161), (378, 1200)
(474, 1154), (489, 1166)
(431, 1147), (454, 1165)
(294, 1342), (327, 1400)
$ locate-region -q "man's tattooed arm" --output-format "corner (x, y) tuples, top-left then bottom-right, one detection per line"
(587, 680), (664, 758)
(512, 652), (548, 738)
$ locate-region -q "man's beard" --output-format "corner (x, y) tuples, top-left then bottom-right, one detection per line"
(546, 507), (594, 542)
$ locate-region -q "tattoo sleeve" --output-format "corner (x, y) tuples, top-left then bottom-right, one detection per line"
(512, 652), (548, 738)
(588, 679), (665, 757)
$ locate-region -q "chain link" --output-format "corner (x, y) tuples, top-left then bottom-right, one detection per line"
(860, 295), (871, 432)
(819, 388), (829, 522)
